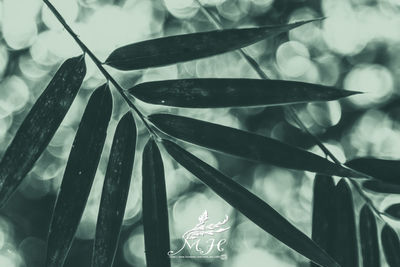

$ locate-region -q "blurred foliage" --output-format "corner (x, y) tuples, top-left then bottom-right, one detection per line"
(1, 0), (400, 266)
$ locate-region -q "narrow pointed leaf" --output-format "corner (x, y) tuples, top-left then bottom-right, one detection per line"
(359, 205), (380, 267)
(385, 204), (400, 220)
(0, 55), (86, 208)
(105, 18), (322, 70)
(149, 114), (362, 177)
(46, 84), (112, 267)
(331, 179), (359, 267)
(311, 174), (335, 267)
(92, 112), (137, 267)
(162, 140), (339, 267)
(346, 158), (400, 184)
(381, 224), (400, 267)
(130, 79), (360, 108)
(362, 180), (400, 194)
(142, 139), (170, 267)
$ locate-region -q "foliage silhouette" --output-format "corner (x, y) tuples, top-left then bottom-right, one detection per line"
(0, 1), (398, 267)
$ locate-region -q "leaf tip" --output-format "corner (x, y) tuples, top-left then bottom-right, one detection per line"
(291, 17), (326, 28)
(336, 178), (350, 191)
(120, 111), (135, 127)
(343, 90), (363, 97)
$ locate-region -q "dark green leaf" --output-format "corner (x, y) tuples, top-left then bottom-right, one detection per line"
(382, 224), (400, 267)
(162, 139), (339, 267)
(311, 174), (335, 267)
(105, 18), (322, 70)
(331, 179), (359, 267)
(346, 158), (400, 185)
(142, 139), (170, 267)
(362, 180), (400, 194)
(385, 204), (400, 220)
(149, 114), (362, 177)
(0, 55), (86, 208)
(46, 84), (112, 267)
(130, 79), (360, 108)
(92, 112), (137, 267)
(359, 205), (380, 267)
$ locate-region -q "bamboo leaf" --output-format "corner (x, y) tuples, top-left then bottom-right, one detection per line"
(0, 55), (86, 208)
(142, 139), (170, 267)
(346, 158), (400, 185)
(162, 139), (339, 267)
(46, 84), (112, 267)
(149, 113), (362, 177)
(331, 179), (359, 267)
(104, 18), (322, 70)
(311, 174), (335, 267)
(362, 180), (400, 194)
(130, 79), (360, 108)
(359, 205), (380, 267)
(92, 112), (137, 267)
(381, 224), (400, 267)
(385, 204), (400, 220)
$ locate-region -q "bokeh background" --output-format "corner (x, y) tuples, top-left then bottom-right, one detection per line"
(1, 0), (400, 266)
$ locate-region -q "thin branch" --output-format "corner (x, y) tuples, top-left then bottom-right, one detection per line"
(195, 0), (384, 220)
(42, 0), (158, 138)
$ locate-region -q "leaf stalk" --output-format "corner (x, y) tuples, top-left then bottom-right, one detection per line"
(42, 0), (158, 138)
(194, 0), (384, 220)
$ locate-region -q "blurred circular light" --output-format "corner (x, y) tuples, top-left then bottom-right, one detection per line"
(252, 167), (295, 207)
(165, 167), (193, 199)
(0, 113), (13, 138)
(76, 172), (104, 239)
(251, 0), (274, 9)
(375, 128), (400, 158)
(276, 41), (311, 78)
(307, 101), (342, 128)
(46, 30), (81, 59)
(344, 64), (393, 107)
(217, 0), (250, 21)
(164, 0), (199, 19)
(0, 76), (30, 115)
(347, 109), (391, 158)
(80, 4), (155, 57)
(61, 94), (86, 127)
(41, 0), (78, 30)
(48, 126), (75, 159)
(123, 174), (142, 222)
(124, 231), (145, 266)
(187, 147), (218, 169)
(78, 0), (108, 8)
(19, 55), (49, 80)
(0, 44), (9, 78)
(288, 8), (322, 46)
(322, 15), (366, 55)
(34, 160), (65, 181)
(0, 255), (17, 267)
(172, 191), (232, 237)
(199, 0), (226, 5)
(315, 54), (340, 86)
(2, 0), (40, 50)
(229, 248), (293, 267)
(141, 65), (178, 83)
(30, 31), (60, 66)
(18, 237), (45, 267)
(0, 1), (3, 28)
(2, 18), (37, 50)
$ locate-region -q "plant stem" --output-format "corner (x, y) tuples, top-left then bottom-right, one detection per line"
(42, 0), (158, 138)
(195, 0), (384, 220)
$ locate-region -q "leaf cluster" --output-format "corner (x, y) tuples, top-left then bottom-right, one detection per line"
(1, 2), (399, 267)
